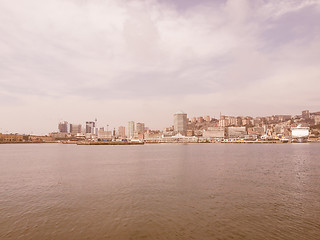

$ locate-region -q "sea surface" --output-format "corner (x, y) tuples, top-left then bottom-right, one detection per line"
(0, 143), (320, 240)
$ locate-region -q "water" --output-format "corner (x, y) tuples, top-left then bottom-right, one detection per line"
(0, 143), (320, 240)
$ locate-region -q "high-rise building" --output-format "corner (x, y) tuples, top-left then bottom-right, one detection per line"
(70, 124), (82, 135)
(58, 121), (69, 133)
(136, 123), (145, 134)
(118, 126), (126, 138)
(302, 110), (310, 119)
(94, 118), (98, 135)
(128, 121), (135, 139)
(86, 121), (95, 134)
(174, 111), (188, 135)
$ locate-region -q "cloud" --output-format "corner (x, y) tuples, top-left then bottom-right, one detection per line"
(0, 0), (320, 134)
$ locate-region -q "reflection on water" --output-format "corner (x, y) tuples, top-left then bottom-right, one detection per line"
(0, 143), (320, 240)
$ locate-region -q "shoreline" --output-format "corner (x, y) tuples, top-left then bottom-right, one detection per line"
(1, 140), (319, 145)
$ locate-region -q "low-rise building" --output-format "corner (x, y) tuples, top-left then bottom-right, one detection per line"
(0, 133), (24, 142)
(187, 130), (194, 137)
(203, 127), (225, 139)
(226, 127), (247, 139)
(247, 127), (265, 136)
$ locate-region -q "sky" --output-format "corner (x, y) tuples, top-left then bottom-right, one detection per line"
(1, 0), (320, 135)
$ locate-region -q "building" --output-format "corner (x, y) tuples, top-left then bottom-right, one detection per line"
(203, 127), (225, 139)
(145, 130), (162, 139)
(302, 110), (310, 119)
(247, 127), (265, 136)
(191, 117), (197, 123)
(242, 117), (254, 126)
(186, 130), (194, 137)
(219, 118), (226, 127)
(58, 121), (69, 133)
(98, 128), (112, 139)
(86, 121), (96, 134)
(315, 116), (320, 125)
(118, 126), (126, 138)
(0, 133), (24, 142)
(291, 125), (309, 142)
(174, 111), (188, 136)
(226, 127), (247, 139)
(204, 115), (211, 122)
(128, 121), (135, 139)
(136, 123), (145, 134)
(70, 124), (82, 135)
(49, 132), (68, 139)
(198, 116), (204, 123)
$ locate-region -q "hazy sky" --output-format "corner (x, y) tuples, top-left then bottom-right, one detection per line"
(1, 0), (320, 134)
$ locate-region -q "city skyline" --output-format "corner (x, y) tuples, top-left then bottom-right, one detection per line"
(1, 0), (320, 135)
(2, 108), (319, 144)
(1, 108), (319, 136)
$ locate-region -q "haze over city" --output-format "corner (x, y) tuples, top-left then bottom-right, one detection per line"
(1, 0), (320, 135)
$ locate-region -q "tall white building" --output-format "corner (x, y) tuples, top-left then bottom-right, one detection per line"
(174, 111), (188, 136)
(128, 121), (135, 139)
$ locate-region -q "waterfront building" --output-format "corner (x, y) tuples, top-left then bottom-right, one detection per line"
(203, 127), (225, 139)
(174, 111), (188, 136)
(0, 133), (24, 142)
(58, 121), (69, 133)
(247, 127), (265, 136)
(86, 121), (96, 134)
(145, 130), (162, 139)
(98, 128), (112, 139)
(118, 126), (126, 138)
(226, 127), (247, 139)
(144, 133), (199, 143)
(128, 121), (135, 139)
(291, 125), (309, 142)
(94, 118), (98, 135)
(187, 130), (194, 137)
(70, 124), (82, 135)
(136, 123), (145, 134)
(49, 132), (68, 139)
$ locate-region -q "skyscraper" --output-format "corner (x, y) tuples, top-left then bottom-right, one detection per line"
(174, 111), (188, 136)
(136, 123), (145, 134)
(58, 121), (68, 133)
(70, 124), (82, 135)
(86, 121), (95, 134)
(118, 126), (126, 138)
(128, 121), (135, 139)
